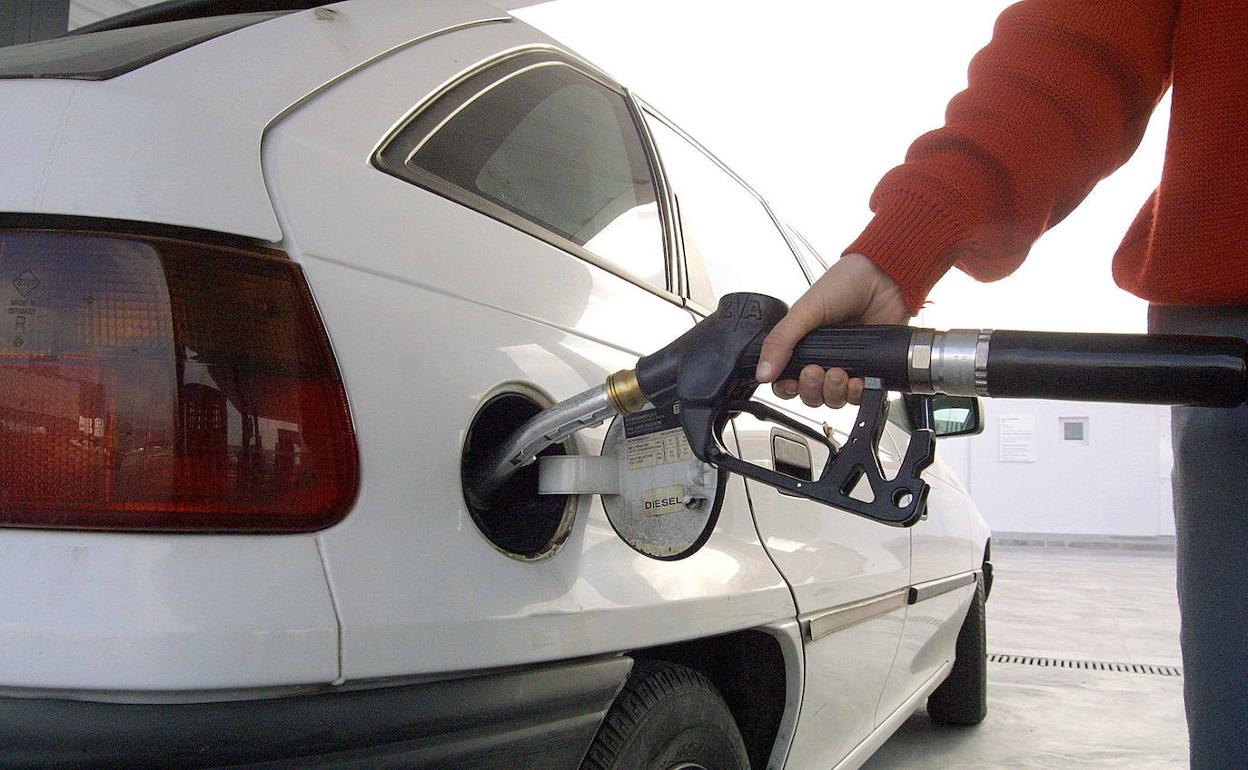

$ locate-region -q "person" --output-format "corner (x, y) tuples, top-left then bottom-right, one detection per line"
(753, 2), (1248, 767)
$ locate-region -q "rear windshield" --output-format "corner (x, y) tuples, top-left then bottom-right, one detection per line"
(0, 12), (282, 80)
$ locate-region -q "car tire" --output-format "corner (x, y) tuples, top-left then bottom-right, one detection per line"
(926, 575), (988, 726)
(581, 659), (750, 770)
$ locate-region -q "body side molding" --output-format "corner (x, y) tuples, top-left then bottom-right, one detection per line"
(802, 569), (981, 644)
(908, 571), (979, 605)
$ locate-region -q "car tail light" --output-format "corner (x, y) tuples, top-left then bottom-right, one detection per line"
(0, 229), (358, 532)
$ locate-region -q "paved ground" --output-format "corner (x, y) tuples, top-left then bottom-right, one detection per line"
(863, 545), (1189, 769)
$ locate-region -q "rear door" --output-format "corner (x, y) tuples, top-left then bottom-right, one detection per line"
(639, 106), (911, 767)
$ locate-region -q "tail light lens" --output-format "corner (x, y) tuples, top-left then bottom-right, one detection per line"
(0, 230), (358, 531)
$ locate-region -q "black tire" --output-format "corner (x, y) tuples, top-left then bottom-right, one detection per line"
(581, 659), (750, 770)
(927, 575), (988, 726)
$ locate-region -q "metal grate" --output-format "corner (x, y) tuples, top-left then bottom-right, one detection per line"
(989, 653), (1182, 677)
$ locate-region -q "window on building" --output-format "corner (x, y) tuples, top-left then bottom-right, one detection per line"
(1060, 417), (1089, 444)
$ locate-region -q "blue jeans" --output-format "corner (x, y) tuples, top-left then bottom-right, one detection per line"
(1150, 305), (1248, 769)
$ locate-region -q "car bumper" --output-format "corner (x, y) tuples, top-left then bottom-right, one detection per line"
(0, 656), (631, 768)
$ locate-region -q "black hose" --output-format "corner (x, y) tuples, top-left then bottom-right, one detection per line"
(985, 331), (1248, 407)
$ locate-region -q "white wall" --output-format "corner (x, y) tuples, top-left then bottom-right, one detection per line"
(939, 400), (1175, 537)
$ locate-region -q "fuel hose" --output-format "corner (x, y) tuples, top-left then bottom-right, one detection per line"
(732, 327), (1248, 408)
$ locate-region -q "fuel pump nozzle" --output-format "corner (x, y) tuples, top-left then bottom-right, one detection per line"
(467, 292), (1248, 528)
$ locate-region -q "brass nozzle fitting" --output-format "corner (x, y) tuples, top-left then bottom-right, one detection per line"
(605, 369), (647, 414)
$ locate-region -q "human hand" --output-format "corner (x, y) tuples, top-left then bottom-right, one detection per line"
(755, 253), (911, 407)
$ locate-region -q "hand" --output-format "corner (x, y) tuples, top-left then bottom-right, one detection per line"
(755, 253), (911, 407)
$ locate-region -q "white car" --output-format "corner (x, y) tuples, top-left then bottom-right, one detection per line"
(0, 2), (991, 767)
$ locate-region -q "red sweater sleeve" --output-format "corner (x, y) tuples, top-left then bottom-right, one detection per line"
(846, 0), (1177, 313)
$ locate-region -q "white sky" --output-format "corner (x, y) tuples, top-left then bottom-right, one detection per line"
(516, 0), (1171, 333)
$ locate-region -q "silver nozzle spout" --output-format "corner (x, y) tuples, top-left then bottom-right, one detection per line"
(465, 383), (621, 506)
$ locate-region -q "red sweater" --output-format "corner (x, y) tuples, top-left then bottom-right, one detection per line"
(847, 0), (1248, 314)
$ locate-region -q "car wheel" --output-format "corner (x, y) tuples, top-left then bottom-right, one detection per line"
(581, 659), (750, 770)
(927, 574), (988, 726)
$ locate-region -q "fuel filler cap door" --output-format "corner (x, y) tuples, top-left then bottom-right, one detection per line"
(539, 403), (725, 560)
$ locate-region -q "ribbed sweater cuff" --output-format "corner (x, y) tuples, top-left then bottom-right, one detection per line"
(844, 192), (968, 314)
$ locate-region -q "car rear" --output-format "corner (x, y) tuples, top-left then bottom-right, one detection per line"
(0, 0), (368, 691)
(0, 2), (607, 766)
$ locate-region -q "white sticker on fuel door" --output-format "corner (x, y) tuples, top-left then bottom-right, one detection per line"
(623, 404), (694, 470)
(641, 485), (687, 516)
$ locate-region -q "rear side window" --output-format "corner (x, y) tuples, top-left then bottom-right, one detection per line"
(642, 113), (809, 306)
(376, 54), (666, 290)
(0, 12), (283, 80)
(785, 223), (830, 272)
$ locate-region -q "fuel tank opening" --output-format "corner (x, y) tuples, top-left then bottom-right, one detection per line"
(460, 389), (576, 561)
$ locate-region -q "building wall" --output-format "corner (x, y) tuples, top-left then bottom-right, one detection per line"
(937, 399), (1175, 537)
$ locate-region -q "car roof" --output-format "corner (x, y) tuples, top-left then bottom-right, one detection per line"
(0, 0), (519, 240)
(69, 0), (549, 35)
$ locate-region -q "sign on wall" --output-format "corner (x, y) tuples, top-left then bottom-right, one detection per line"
(998, 415), (1037, 462)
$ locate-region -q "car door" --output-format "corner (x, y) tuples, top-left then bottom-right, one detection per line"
(876, 402), (980, 718)
(261, 25), (793, 683)
(783, 197), (980, 724)
(638, 105), (911, 768)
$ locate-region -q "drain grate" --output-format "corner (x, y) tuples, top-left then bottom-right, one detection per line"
(989, 653), (1182, 677)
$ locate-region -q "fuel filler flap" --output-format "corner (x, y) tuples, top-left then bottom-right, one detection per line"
(538, 403), (724, 560)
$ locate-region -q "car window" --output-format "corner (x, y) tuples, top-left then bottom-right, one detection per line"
(642, 113), (808, 306)
(0, 12), (285, 79)
(378, 59), (666, 290)
(887, 393), (913, 434)
(785, 223), (830, 272)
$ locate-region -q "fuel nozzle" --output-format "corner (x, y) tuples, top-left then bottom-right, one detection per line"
(465, 292), (1248, 531)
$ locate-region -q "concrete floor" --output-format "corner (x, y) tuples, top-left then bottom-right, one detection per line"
(863, 545), (1189, 769)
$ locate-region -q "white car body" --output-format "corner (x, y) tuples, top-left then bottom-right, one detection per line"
(0, 2), (990, 767)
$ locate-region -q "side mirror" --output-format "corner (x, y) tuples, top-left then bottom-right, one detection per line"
(928, 394), (983, 438)
(902, 394), (983, 438)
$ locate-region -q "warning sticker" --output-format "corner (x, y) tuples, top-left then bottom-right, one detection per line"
(626, 427), (694, 470)
(641, 485), (687, 516)
(623, 404), (694, 470)
(623, 403), (682, 438)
